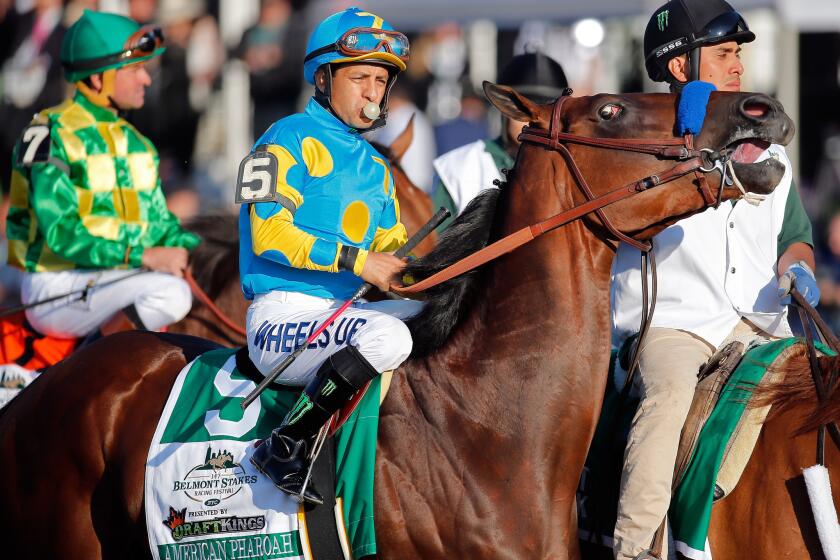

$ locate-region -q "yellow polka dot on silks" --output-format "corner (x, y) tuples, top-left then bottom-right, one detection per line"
(301, 137), (333, 177)
(342, 201), (371, 244)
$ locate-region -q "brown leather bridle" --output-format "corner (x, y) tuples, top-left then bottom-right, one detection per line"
(397, 94), (724, 294)
(518, 94), (719, 251)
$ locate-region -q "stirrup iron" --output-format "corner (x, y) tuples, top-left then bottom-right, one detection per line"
(295, 422), (331, 503)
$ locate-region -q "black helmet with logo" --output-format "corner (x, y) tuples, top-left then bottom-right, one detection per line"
(644, 0), (754, 85)
(497, 52), (569, 104)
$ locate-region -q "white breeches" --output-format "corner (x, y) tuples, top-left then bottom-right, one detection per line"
(22, 269), (193, 338)
(246, 290), (423, 387)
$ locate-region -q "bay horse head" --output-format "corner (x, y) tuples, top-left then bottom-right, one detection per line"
(484, 83), (794, 247)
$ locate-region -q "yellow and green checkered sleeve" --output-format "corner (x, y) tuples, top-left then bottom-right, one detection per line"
(27, 130), (135, 269)
(143, 175), (201, 252)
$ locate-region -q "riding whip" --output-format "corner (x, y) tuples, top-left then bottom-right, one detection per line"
(241, 207), (450, 410)
(0, 268), (148, 318)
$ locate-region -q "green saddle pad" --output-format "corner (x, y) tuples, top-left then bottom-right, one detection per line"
(578, 337), (830, 558)
(146, 348), (382, 559)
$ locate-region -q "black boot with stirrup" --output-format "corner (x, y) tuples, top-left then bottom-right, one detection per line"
(250, 345), (378, 504)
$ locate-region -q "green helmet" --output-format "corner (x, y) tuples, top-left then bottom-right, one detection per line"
(61, 10), (165, 83)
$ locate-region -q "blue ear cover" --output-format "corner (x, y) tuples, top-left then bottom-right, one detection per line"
(677, 81), (717, 136)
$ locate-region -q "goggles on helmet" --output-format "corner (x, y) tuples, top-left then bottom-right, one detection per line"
(305, 27), (410, 65)
(692, 11), (750, 46)
(67, 26), (165, 72)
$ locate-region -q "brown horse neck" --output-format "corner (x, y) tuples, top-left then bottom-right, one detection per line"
(452, 152), (616, 359)
(375, 164), (619, 557)
(397, 157), (617, 448)
(429, 209), (616, 398)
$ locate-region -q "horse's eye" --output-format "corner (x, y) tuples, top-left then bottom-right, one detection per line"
(598, 104), (622, 120)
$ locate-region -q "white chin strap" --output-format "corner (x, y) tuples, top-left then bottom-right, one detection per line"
(363, 102), (381, 120)
(726, 159), (766, 206)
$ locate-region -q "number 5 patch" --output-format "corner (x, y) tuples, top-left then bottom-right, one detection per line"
(235, 150), (279, 203)
(16, 124), (51, 167)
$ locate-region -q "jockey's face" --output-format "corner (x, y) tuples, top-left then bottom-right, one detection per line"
(667, 41), (744, 92)
(110, 62), (152, 109)
(321, 63), (390, 129)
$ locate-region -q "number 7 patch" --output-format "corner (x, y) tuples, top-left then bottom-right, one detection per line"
(16, 124), (51, 166)
(234, 149), (280, 204)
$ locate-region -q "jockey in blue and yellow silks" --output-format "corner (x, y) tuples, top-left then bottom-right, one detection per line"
(239, 98), (407, 301)
(238, 7), (421, 505)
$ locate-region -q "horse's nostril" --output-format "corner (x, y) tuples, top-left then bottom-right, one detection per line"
(743, 101), (770, 119)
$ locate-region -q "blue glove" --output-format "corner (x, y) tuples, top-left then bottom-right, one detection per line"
(778, 261), (820, 306)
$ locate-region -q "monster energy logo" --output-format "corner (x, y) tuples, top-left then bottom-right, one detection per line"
(321, 380), (337, 397)
(656, 10), (669, 31)
(286, 394), (313, 425)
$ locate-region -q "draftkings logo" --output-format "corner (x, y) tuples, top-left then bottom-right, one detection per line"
(163, 506), (266, 541)
(657, 10), (669, 31)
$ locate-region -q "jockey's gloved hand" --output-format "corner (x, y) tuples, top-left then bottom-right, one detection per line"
(778, 261), (820, 307)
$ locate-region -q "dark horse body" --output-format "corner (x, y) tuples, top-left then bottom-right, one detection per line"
(0, 87), (794, 558)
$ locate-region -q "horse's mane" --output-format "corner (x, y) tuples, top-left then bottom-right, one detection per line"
(404, 188), (502, 357)
(184, 214), (240, 297)
(752, 347), (840, 434)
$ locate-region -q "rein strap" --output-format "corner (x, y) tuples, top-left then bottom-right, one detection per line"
(395, 158), (701, 294)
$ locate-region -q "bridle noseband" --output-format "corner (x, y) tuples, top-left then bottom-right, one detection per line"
(518, 94), (722, 251)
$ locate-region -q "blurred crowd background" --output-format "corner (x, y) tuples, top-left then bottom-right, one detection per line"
(2, 0), (840, 325)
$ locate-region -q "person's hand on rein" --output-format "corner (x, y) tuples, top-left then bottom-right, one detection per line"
(360, 251), (406, 292)
(141, 246), (189, 278)
(778, 260), (820, 307)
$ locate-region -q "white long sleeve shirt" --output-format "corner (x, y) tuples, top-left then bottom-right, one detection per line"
(611, 145), (812, 349)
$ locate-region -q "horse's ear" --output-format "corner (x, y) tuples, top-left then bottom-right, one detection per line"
(390, 113), (415, 163)
(483, 81), (539, 123)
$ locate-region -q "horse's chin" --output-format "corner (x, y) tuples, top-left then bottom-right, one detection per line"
(731, 157), (786, 195)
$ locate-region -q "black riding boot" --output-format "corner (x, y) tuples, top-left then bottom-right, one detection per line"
(250, 345), (378, 504)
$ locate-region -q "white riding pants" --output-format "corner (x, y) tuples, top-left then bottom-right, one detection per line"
(22, 269), (193, 339)
(246, 291), (423, 387)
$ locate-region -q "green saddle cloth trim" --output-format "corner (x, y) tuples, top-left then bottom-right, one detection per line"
(334, 375), (382, 558)
(579, 338), (834, 556)
(670, 337), (834, 556)
(160, 348), (382, 557)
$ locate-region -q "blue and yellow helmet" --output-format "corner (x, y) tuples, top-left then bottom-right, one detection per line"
(303, 7), (409, 85)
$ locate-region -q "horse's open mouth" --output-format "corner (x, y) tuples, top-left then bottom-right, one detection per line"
(728, 138), (771, 164)
(724, 138), (785, 194)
